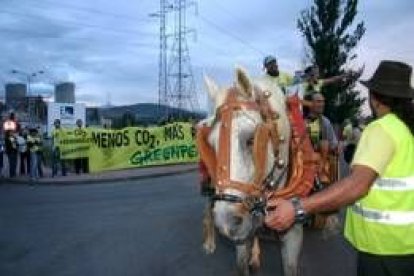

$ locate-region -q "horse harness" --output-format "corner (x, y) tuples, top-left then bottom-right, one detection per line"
(196, 88), (286, 216)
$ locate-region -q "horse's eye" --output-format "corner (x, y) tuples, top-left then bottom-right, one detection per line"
(246, 137), (254, 147)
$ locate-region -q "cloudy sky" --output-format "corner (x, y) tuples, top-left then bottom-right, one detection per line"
(1, 0), (413, 111)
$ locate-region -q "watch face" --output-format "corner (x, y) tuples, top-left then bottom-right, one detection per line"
(291, 197), (306, 223)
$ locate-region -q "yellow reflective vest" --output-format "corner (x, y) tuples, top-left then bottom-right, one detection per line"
(307, 117), (322, 147)
(52, 128), (63, 149)
(27, 135), (41, 153)
(345, 114), (414, 255)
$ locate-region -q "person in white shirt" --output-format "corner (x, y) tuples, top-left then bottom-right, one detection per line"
(16, 129), (28, 176)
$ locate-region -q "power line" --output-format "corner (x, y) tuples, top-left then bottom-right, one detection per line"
(198, 14), (265, 55)
(0, 9), (153, 37)
(24, 0), (152, 23)
(194, 35), (235, 57)
(0, 27), (63, 38)
(0, 27), (156, 50)
(152, 0), (171, 113)
(209, 0), (252, 28)
(165, 0), (199, 114)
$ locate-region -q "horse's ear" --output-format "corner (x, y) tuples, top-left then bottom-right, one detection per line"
(235, 67), (253, 98)
(204, 75), (220, 101)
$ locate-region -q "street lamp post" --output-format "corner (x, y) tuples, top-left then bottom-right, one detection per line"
(11, 69), (44, 96)
(10, 69), (45, 124)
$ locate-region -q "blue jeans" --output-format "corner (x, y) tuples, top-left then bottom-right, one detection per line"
(52, 148), (66, 176)
(0, 151), (3, 175)
(30, 151), (40, 180)
(7, 152), (17, 178)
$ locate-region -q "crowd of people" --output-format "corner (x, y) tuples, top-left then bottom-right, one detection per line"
(0, 113), (44, 181)
(262, 55), (363, 149)
(0, 115), (89, 182)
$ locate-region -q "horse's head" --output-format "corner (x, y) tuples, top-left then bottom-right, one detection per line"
(204, 68), (276, 243)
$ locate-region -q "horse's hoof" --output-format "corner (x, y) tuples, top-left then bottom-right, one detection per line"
(203, 242), (216, 254)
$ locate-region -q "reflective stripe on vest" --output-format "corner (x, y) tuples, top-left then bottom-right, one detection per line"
(351, 203), (414, 225)
(371, 176), (414, 191)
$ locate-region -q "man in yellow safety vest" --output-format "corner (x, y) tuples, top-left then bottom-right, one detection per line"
(51, 119), (67, 177)
(265, 60), (414, 276)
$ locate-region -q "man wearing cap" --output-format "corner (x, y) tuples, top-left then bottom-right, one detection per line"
(265, 60), (414, 275)
(259, 55), (294, 94)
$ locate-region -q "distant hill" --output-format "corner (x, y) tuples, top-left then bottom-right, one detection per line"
(86, 103), (206, 126)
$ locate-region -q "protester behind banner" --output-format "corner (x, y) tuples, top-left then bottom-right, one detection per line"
(51, 119), (66, 177)
(74, 119), (89, 174)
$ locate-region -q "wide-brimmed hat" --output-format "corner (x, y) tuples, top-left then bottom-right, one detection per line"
(360, 60), (414, 99)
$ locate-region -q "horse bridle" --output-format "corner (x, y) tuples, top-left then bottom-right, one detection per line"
(197, 87), (286, 216)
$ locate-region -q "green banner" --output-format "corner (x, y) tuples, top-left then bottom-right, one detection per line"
(58, 123), (199, 172)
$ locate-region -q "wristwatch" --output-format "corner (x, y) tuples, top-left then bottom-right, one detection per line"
(290, 197), (307, 224)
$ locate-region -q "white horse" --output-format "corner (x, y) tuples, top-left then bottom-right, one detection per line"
(201, 67), (303, 276)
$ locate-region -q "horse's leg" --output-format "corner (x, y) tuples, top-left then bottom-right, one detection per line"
(236, 240), (252, 276)
(249, 236), (261, 272)
(280, 223), (303, 276)
(202, 201), (216, 254)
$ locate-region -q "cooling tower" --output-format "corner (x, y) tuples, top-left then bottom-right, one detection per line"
(55, 82), (75, 103)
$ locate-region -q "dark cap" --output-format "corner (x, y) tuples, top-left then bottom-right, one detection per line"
(263, 55), (277, 67)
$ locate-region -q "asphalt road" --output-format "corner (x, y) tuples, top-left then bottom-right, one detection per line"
(0, 172), (356, 276)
